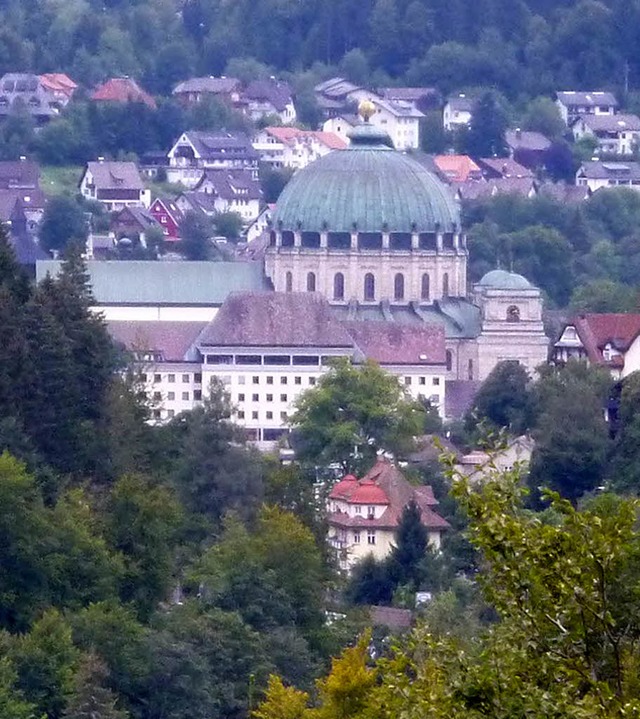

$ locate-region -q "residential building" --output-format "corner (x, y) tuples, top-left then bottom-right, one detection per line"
(167, 131), (259, 187)
(149, 197), (184, 242)
(327, 458), (449, 571)
(476, 157), (533, 180)
(110, 206), (160, 245)
(91, 77), (156, 109)
(314, 77), (370, 119)
(537, 182), (591, 204)
(433, 155), (483, 183)
(240, 78), (296, 124)
(443, 94), (474, 131)
(191, 168), (262, 224)
(0, 73), (60, 123)
(368, 97), (422, 150)
(553, 313), (640, 379)
(555, 91), (618, 126)
(253, 126), (346, 169)
(0, 159), (46, 231)
(505, 129), (551, 169)
(172, 76), (242, 106)
(576, 160), (640, 192)
(380, 87), (440, 114)
(245, 204), (274, 243)
(321, 114), (359, 145)
(453, 177), (538, 201)
(572, 114), (640, 156)
(39, 73), (77, 107)
(455, 435), (534, 481)
(79, 160), (150, 211)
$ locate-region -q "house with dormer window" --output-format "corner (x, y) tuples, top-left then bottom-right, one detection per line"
(79, 160), (150, 211)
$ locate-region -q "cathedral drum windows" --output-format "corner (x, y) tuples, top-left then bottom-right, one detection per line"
(364, 273), (376, 301)
(421, 273), (430, 301)
(393, 273), (405, 301)
(306, 272), (316, 292)
(333, 272), (345, 301)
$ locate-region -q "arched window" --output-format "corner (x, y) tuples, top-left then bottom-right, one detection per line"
(507, 305), (521, 322)
(285, 271), (292, 292)
(446, 350), (453, 372)
(306, 272), (316, 292)
(333, 272), (345, 300)
(468, 359), (474, 380)
(393, 273), (404, 301)
(442, 272), (450, 298)
(364, 273), (375, 301)
(421, 273), (430, 301)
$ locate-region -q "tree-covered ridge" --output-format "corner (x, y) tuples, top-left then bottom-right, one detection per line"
(0, 0), (638, 103)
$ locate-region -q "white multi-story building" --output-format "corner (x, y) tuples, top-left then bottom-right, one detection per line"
(576, 160), (640, 192)
(443, 94), (475, 131)
(253, 127), (346, 169)
(572, 114), (640, 156)
(79, 160), (150, 211)
(555, 91), (618, 126)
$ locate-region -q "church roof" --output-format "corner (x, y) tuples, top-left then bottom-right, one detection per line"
(477, 269), (533, 290)
(272, 121), (460, 234)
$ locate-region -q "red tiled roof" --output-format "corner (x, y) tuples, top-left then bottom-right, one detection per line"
(349, 480), (389, 505)
(91, 78), (156, 109)
(329, 474), (358, 499)
(328, 458), (449, 531)
(573, 313), (640, 366)
(107, 321), (206, 362)
(264, 126), (346, 150)
(434, 155), (482, 183)
(40, 73), (77, 96)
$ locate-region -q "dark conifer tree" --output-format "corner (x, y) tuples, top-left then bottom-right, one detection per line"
(389, 500), (428, 588)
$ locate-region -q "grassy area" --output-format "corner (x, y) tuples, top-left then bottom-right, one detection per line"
(40, 165), (84, 197)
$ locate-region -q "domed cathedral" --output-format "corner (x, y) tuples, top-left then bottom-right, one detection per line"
(264, 103), (548, 382)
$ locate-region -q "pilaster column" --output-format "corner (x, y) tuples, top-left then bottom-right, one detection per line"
(294, 231), (301, 247)
(411, 232), (419, 249)
(382, 232), (390, 249)
(436, 233), (443, 252)
(320, 231), (328, 249)
(350, 232), (358, 249)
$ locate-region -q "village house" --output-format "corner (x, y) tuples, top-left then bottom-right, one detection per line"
(314, 77), (370, 119)
(576, 160), (640, 192)
(320, 114), (359, 144)
(475, 157), (534, 180)
(433, 155), (483, 183)
(39, 73), (77, 107)
(91, 77), (156, 109)
(455, 435), (535, 482)
(327, 458), (449, 572)
(553, 313), (640, 379)
(505, 128), (551, 169)
(148, 197), (184, 242)
(443, 94), (475, 131)
(380, 87), (440, 114)
(0, 73), (60, 123)
(572, 114), (640, 156)
(244, 204), (273, 243)
(253, 126), (346, 169)
(453, 176), (538, 201)
(167, 131), (259, 187)
(79, 160), (150, 211)
(240, 78), (296, 124)
(367, 97), (423, 150)
(555, 91), (618, 126)
(172, 76), (242, 106)
(110, 206), (160, 245)
(0, 159), (46, 231)
(190, 168), (262, 224)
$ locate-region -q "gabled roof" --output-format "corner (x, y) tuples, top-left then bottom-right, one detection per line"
(476, 157), (533, 179)
(381, 87), (438, 103)
(0, 160), (40, 189)
(556, 91), (618, 108)
(150, 196), (184, 223)
(577, 113), (640, 132)
(506, 130), (551, 152)
(343, 321), (446, 365)
(328, 458), (449, 530)
(178, 191), (219, 215)
(243, 79), (293, 112)
(91, 77), (156, 109)
(113, 206), (158, 230)
(199, 291), (354, 348)
(178, 130), (259, 161)
(433, 154), (482, 183)
(39, 73), (77, 96)
(85, 161), (145, 191)
(263, 126), (346, 149)
(372, 97), (423, 118)
(538, 182), (590, 203)
(570, 313), (640, 366)
(577, 160), (640, 180)
(445, 94), (475, 112)
(107, 321), (207, 362)
(173, 76), (240, 95)
(36, 260), (271, 306)
(315, 76), (362, 98)
(194, 168), (262, 200)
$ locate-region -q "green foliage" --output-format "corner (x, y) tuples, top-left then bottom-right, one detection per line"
(39, 197), (88, 254)
(63, 652), (128, 719)
(0, 657), (37, 719)
(179, 210), (213, 261)
(570, 279), (638, 313)
(466, 359), (535, 434)
(463, 90), (509, 157)
(291, 359), (425, 472)
(213, 212), (243, 241)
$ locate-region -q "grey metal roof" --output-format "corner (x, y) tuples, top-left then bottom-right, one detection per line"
(556, 91), (618, 108)
(36, 260), (271, 306)
(578, 113), (640, 132)
(577, 160), (640, 180)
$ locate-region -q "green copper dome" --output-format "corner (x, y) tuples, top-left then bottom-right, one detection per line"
(478, 269), (533, 290)
(272, 125), (460, 234)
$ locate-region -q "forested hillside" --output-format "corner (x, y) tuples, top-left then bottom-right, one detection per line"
(2, 0), (639, 102)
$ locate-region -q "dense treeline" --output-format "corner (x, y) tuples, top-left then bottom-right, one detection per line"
(2, 0), (640, 103)
(0, 229), (356, 719)
(464, 188), (640, 310)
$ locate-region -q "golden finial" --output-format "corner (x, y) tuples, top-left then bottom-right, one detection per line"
(358, 99), (376, 122)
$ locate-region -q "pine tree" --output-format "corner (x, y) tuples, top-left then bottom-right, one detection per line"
(389, 500), (428, 589)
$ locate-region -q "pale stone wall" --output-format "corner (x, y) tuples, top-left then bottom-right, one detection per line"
(264, 246), (467, 303)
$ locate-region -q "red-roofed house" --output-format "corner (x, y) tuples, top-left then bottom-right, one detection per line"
(327, 457), (449, 571)
(253, 126), (346, 169)
(433, 155), (483, 184)
(39, 73), (77, 106)
(149, 197), (184, 242)
(553, 313), (640, 378)
(91, 77), (156, 110)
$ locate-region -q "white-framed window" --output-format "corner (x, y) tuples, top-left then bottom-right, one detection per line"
(353, 530), (361, 544)
(367, 530), (376, 545)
